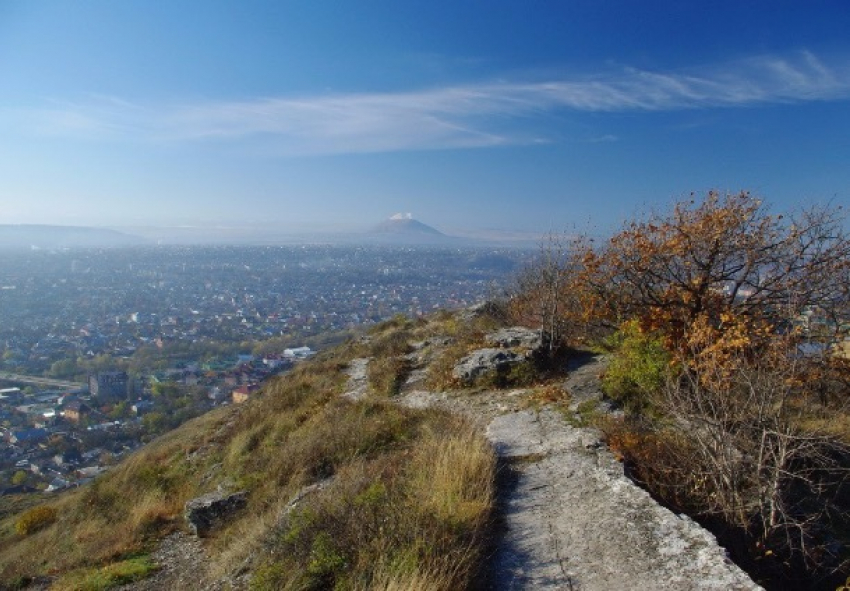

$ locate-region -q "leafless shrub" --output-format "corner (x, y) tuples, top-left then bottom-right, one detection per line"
(654, 337), (850, 574)
(507, 232), (590, 353)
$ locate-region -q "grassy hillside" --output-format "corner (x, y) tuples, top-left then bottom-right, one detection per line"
(0, 314), (498, 590)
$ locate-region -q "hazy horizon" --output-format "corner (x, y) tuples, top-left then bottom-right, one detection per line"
(0, 214), (553, 247)
(2, 2), (849, 234)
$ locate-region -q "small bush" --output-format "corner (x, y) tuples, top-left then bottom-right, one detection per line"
(601, 416), (702, 513)
(306, 531), (348, 585)
(477, 359), (540, 389)
(15, 505), (57, 536)
(601, 320), (671, 412)
(53, 556), (157, 590)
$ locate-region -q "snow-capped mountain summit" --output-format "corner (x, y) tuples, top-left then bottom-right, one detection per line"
(371, 213), (444, 236)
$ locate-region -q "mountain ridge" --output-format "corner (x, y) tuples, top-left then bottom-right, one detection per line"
(0, 224), (147, 249)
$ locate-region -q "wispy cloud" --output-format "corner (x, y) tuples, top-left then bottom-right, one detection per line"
(11, 51), (850, 155)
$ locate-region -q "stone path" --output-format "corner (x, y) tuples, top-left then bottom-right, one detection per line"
(116, 531), (230, 591)
(401, 351), (762, 590)
(342, 357), (370, 401)
(486, 408), (759, 590)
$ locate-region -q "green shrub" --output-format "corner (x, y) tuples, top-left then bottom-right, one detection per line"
(505, 359), (540, 387)
(306, 531), (347, 584)
(250, 562), (290, 591)
(474, 359), (540, 389)
(15, 505), (57, 536)
(602, 320), (671, 412)
(53, 556), (157, 590)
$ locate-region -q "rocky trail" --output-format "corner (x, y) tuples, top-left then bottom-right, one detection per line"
(398, 347), (761, 590)
(120, 330), (761, 590)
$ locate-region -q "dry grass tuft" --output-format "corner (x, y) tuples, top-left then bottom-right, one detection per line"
(424, 341), (470, 391)
(409, 423), (495, 530)
(362, 563), (461, 591)
(249, 414), (495, 591)
(368, 355), (413, 397)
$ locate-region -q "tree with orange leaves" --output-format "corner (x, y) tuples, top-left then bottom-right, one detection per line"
(536, 191), (850, 582)
(580, 191), (850, 349)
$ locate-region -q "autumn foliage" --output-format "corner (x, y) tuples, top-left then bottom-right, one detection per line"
(581, 191), (849, 344)
(511, 191), (850, 585)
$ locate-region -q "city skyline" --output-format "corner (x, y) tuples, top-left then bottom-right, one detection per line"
(1, 1), (849, 235)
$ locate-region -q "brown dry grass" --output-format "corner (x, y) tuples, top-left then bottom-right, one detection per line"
(424, 341), (471, 391)
(368, 355), (413, 397)
(249, 416), (495, 591)
(0, 313), (499, 590)
(0, 407), (232, 583)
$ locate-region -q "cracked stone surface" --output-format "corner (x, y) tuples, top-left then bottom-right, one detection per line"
(486, 408), (760, 590)
(341, 357), (370, 401)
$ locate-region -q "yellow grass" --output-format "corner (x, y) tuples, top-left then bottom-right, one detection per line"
(410, 424), (495, 529)
(0, 312), (501, 588)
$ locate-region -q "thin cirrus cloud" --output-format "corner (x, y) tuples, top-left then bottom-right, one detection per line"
(15, 51), (850, 155)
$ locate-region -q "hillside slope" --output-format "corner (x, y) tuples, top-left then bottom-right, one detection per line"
(0, 309), (759, 590)
(0, 316), (496, 590)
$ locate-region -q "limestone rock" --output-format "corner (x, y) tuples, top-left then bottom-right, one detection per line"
(452, 348), (522, 383)
(486, 409), (761, 590)
(485, 327), (543, 350)
(184, 489), (247, 538)
(458, 300), (504, 322)
(452, 327), (544, 385)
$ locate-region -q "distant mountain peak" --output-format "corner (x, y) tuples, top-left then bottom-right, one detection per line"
(372, 214), (444, 236)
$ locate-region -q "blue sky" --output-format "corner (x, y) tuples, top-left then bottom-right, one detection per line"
(1, 1), (849, 236)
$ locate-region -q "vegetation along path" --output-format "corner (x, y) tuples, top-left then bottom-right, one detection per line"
(399, 350), (761, 590)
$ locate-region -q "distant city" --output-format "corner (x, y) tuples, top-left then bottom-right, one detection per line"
(0, 244), (529, 494)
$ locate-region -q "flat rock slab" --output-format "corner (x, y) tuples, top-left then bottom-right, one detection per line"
(486, 409), (761, 590)
(342, 358), (370, 401)
(486, 327), (543, 350)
